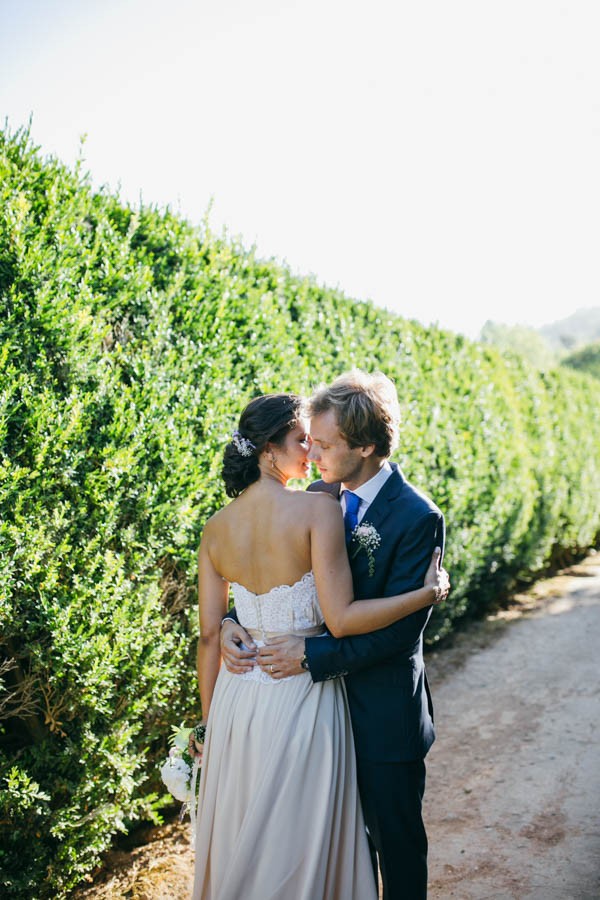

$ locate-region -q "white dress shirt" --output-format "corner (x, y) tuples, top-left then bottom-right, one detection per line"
(340, 460), (393, 523)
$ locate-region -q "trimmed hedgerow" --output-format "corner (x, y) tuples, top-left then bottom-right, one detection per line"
(1, 126), (599, 896)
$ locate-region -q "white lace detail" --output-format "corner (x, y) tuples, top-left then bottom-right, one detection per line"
(231, 571), (324, 685)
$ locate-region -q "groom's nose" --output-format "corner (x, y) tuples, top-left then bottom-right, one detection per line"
(307, 443), (319, 462)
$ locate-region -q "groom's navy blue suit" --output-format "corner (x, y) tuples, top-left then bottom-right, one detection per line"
(306, 463), (444, 900)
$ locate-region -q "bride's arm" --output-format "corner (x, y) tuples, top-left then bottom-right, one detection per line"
(311, 496), (446, 638)
(197, 524), (229, 718)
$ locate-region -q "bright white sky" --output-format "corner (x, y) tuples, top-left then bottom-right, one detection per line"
(1, 0), (599, 337)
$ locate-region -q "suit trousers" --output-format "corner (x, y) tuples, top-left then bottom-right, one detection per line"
(356, 757), (428, 900)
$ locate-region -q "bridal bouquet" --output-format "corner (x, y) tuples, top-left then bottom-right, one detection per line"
(159, 723), (202, 834)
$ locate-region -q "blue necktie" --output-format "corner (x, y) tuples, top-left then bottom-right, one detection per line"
(343, 491), (361, 544)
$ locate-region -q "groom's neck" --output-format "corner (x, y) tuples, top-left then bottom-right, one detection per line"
(343, 456), (387, 490)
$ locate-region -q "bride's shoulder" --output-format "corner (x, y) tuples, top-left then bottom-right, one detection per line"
(303, 488), (338, 503)
(200, 503), (232, 538)
(298, 489), (341, 518)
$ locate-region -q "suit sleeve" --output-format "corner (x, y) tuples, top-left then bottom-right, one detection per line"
(305, 509), (445, 682)
(222, 606), (239, 624)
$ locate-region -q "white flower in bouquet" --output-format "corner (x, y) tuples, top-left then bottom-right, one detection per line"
(160, 750), (192, 803)
(159, 723), (201, 807)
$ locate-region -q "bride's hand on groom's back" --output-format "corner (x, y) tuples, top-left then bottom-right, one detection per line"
(425, 547), (450, 603)
(257, 635), (305, 679)
(220, 621), (257, 673)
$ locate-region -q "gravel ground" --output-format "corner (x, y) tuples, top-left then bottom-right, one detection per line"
(75, 554), (600, 899)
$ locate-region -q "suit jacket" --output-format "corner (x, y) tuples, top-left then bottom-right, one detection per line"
(305, 463), (444, 763)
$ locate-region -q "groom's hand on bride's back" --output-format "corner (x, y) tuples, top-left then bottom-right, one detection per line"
(220, 621), (257, 673)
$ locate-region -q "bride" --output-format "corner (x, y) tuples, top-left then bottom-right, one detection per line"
(191, 393), (449, 900)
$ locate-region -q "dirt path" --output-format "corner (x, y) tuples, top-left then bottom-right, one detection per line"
(425, 555), (600, 899)
(76, 555), (600, 899)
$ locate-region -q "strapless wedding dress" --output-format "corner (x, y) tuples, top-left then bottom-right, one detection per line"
(192, 572), (377, 900)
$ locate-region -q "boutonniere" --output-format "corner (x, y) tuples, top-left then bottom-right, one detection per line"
(350, 522), (381, 576)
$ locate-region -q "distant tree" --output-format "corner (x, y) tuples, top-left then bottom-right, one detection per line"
(479, 321), (558, 369)
(561, 341), (600, 380)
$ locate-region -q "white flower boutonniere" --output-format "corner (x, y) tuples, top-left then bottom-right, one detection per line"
(350, 522), (381, 576)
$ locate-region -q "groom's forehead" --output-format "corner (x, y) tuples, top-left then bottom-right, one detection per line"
(308, 411), (343, 443)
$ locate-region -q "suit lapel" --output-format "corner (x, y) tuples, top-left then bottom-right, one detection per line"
(358, 463), (405, 533)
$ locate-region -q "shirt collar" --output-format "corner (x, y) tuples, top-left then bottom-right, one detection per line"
(342, 460), (392, 507)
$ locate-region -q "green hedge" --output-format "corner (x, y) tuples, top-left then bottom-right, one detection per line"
(1, 126), (599, 896)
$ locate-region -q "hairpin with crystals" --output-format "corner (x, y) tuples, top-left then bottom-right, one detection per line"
(231, 430), (256, 457)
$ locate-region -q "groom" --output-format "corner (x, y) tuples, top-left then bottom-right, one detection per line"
(221, 369), (445, 900)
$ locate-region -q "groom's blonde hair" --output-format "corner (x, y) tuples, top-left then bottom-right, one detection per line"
(307, 369), (400, 458)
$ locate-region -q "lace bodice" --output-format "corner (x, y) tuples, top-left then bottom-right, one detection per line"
(230, 571), (325, 685)
(232, 570), (324, 635)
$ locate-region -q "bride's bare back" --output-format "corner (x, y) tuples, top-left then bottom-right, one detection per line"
(203, 479), (325, 594)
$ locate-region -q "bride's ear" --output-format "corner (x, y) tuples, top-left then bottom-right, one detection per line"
(260, 442), (277, 468)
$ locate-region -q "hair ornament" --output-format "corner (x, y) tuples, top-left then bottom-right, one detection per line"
(231, 429), (256, 457)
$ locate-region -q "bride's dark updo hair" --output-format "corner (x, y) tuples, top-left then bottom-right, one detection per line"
(222, 393), (304, 498)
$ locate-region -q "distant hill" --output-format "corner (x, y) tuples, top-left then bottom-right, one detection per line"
(539, 307), (600, 351)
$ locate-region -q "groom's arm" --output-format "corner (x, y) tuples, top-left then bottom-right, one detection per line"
(305, 510), (445, 682)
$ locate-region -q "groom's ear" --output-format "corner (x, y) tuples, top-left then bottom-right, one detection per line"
(359, 443), (377, 458)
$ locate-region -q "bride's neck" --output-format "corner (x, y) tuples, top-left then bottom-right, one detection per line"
(257, 462), (288, 487)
